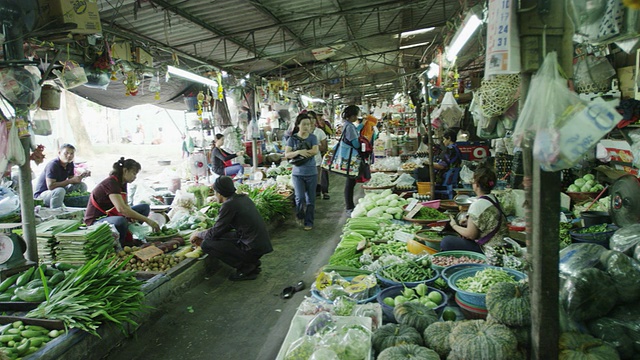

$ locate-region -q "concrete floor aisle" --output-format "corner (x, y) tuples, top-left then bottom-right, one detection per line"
(102, 176), (360, 360)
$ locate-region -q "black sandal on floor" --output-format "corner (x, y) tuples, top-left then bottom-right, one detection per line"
(280, 280), (305, 299)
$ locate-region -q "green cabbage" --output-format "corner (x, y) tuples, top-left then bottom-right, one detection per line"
(583, 174), (595, 181)
(568, 185), (580, 192)
(574, 178), (586, 187)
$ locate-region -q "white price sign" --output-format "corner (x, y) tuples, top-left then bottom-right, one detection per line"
(485, 0), (520, 76)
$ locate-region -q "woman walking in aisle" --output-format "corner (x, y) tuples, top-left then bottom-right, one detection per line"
(285, 113), (319, 230)
(340, 105), (362, 215)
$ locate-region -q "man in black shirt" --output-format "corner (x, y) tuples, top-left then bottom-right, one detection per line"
(190, 176), (273, 281)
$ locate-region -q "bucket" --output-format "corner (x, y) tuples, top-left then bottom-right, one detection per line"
(417, 182), (432, 195)
(40, 84), (61, 110)
(163, 195), (175, 206)
(580, 211), (611, 227)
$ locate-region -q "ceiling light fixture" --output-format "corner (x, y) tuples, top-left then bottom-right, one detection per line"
(399, 27), (436, 38)
(399, 41), (430, 50)
(167, 65), (218, 87)
(445, 13), (483, 62)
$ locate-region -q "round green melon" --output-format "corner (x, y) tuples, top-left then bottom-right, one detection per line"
(448, 319), (518, 360)
(377, 344), (440, 360)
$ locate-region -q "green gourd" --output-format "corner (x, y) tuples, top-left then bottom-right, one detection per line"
(448, 320), (518, 360)
(559, 332), (620, 360)
(486, 281), (531, 326)
(393, 301), (438, 333)
(423, 321), (456, 358)
(372, 324), (423, 354)
(377, 344), (440, 360)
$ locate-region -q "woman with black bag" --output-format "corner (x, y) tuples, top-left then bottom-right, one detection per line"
(285, 113), (319, 230)
(340, 105), (366, 216)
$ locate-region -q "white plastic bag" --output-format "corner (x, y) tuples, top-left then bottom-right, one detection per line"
(460, 165), (474, 184)
(6, 119), (25, 166)
(431, 92), (463, 128)
(513, 52), (622, 171)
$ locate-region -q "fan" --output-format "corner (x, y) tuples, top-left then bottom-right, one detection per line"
(0, 0), (38, 33)
(610, 175), (640, 227)
(189, 152), (208, 183)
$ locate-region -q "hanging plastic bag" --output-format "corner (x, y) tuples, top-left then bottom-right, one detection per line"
(431, 92), (463, 128)
(6, 119), (25, 166)
(513, 52), (622, 171)
(0, 121), (8, 171)
(0, 67), (41, 105)
(52, 61), (88, 89)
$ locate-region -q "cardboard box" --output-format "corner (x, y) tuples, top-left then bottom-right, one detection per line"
(39, 0), (102, 35)
(136, 48), (153, 66)
(599, 139), (634, 165)
(616, 66), (636, 99)
(111, 41), (131, 61)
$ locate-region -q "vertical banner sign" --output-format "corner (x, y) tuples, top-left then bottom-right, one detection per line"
(485, 0), (521, 77)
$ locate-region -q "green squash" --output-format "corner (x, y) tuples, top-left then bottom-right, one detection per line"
(372, 323), (423, 354)
(377, 344), (440, 360)
(562, 268), (617, 322)
(486, 281), (531, 326)
(448, 320), (518, 360)
(423, 320), (457, 358)
(393, 301), (438, 333)
(559, 332), (620, 360)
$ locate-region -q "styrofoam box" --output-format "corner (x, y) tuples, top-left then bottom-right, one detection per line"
(276, 315), (373, 360)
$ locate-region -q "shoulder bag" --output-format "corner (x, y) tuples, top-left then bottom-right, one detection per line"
(475, 195), (507, 246)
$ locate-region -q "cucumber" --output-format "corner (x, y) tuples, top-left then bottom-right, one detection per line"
(24, 325), (48, 333)
(0, 334), (18, 342)
(48, 272), (65, 286)
(20, 330), (44, 338)
(0, 273), (21, 292)
(16, 339), (30, 355)
(54, 262), (78, 271)
(28, 336), (50, 347)
(25, 279), (43, 289)
(12, 321), (22, 329)
(0, 293), (13, 301)
(15, 267), (35, 287)
(15, 287), (46, 302)
(34, 264), (47, 281)
(48, 330), (61, 338)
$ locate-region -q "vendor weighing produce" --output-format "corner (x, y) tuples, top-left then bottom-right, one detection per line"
(190, 176), (273, 281)
(84, 158), (160, 246)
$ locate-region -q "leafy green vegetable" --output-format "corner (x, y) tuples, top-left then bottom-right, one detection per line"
(65, 190), (90, 198)
(455, 268), (517, 294)
(576, 224), (608, 234)
(414, 207), (448, 220)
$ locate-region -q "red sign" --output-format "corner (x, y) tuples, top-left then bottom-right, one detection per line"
(457, 144), (490, 161)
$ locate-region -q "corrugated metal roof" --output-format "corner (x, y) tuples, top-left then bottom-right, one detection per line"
(32, 0), (483, 107)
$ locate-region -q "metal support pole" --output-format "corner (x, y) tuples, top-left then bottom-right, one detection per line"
(18, 137), (37, 262)
(419, 73), (436, 200)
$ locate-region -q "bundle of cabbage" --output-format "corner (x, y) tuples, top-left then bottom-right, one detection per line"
(567, 174), (605, 193)
(351, 189), (409, 219)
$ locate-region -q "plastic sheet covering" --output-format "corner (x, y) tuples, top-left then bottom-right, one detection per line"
(587, 304), (640, 359)
(0, 186), (19, 217)
(0, 67), (41, 105)
(309, 348), (339, 360)
(559, 243), (608, 278)
(561, 267), (617, 322)
(284, 335), (318, 360)
(609, 224), (640, 255)
(0, 120), (8, 172)
(601, 250), (640, 303)
(5, 119), (24, 166)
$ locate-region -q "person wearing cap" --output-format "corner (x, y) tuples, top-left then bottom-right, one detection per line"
(189, 176), (273, 281)
(34, 143), (90, 209)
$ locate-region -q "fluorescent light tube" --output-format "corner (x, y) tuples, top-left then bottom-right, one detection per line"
(446, 14), (482, 62)
(399, 41), (430, 50)
(400, 27), (435, 38)
(167, 66), (218, 87)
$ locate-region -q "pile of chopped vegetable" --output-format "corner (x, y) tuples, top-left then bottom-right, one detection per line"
(455, 268), (518, 294)
(576, 224), (609, 234)
(413, 207), (447, 220)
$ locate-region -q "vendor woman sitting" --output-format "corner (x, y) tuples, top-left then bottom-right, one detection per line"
(84, 157), (160, 246)
(440, 166), (508, 253)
